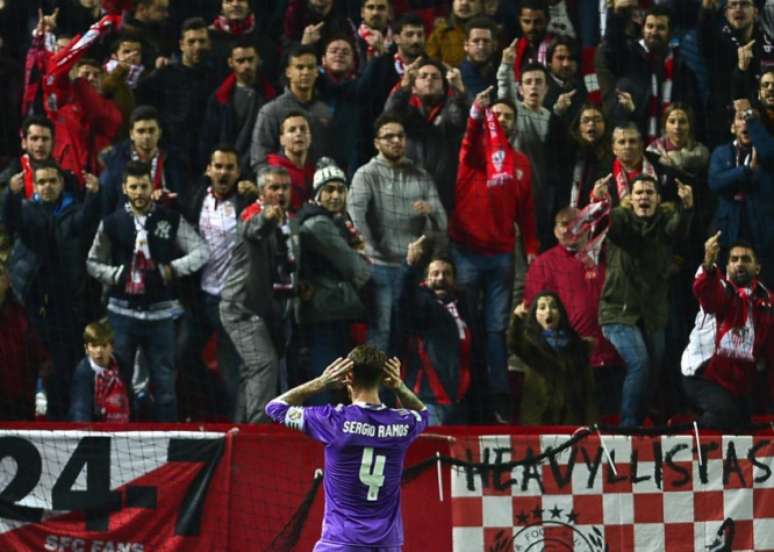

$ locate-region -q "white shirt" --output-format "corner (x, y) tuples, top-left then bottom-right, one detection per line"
(198, 190), (238, 296)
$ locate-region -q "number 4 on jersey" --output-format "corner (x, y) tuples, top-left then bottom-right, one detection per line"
(359, 447), (386, 501)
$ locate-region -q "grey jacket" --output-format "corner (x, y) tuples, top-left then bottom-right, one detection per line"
(249, 89), (334, 170)
(297, 203), (370, 324)
(347, 156), (447, 265)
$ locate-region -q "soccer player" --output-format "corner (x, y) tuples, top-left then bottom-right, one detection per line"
(266, 345), (428, 551)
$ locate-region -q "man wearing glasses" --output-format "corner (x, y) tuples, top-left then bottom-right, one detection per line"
(347, 113), (447, 357)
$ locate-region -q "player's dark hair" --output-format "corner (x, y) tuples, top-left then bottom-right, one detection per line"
(630, 174), (660, 194)
(280, 111), (310, 135)
(521, 61), (548, 80)
(727, 240), (758, 262)
(394, 13), (423, 34)
(209, 144), (239, 164)
(348, 345), (386, 389)
(32, 159), (62, 180)
(491, 97), (517, 115)
(547, 35), (579, 65)
(181, 17), (208, 35)
(464, 16), (497, 39)
(286, 43), (318, 66)
(122, 160), (152, 184)
(229, 38), (258, 55)
(111, 32), (143, 54)
(22, 115), (54, 138)
(374, 111), (404, 135)
(519, 0), (549, 18)
(645, 5), (672, 28)
(129, 105), (160, 128)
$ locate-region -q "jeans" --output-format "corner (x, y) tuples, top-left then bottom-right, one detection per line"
(108, 312), (177, 422)
(307, 320), (353, 406)
(449, 243), (513, 395)
(179, 292), (241, 421)
(367, 264), (405, 356)
(601, 323), (665, 427)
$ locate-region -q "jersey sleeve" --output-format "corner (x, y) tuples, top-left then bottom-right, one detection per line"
(265, 400), (341, 445)
(404, 408), (430, 442)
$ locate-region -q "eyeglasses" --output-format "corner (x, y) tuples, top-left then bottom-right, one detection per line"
(377, 132), (405, 141)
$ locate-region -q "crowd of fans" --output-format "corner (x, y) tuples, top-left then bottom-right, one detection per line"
(0, 0), (773, 429)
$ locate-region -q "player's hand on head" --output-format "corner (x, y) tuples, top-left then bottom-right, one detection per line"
(320, 357), (353, 387)
(382, 357), (402, 390)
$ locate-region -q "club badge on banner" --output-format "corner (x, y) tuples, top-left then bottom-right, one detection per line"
(451, 434), (774, 551)
(0, 430), (232, 552)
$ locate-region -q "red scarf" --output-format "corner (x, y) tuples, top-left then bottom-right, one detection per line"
(94, 357), (130, 423)
(212, 14), (256, 36)
(407, 93), (447, 124)
(611, 157), (656, 201)
(568, 200), (612, 270)
(581, 46), (601, 105)
(131, 149), (165, 190)
(512, 34), (553, 82)
(20, 154), (35, 199)
(483, 107), (516, 187)
(357, 23), (393, 58)
(642, 41), (674, 143)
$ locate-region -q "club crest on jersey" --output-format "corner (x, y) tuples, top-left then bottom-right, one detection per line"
(491, 149), (505, 172)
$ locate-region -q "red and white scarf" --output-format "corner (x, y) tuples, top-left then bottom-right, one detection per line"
(211, 14), (256, 36)
(581, 46), (601, 105)
(612, 156), (656, 201)
(358, 23), (393, 58)
(131, 148), (166, 191)
(94, 357), (130, 423)
(512, 34), (553, 82)
(125, 209), (155, 295)
(641, 39), (674, 143)
(482, 106), (517, 187)
(568, 200), (612, 269)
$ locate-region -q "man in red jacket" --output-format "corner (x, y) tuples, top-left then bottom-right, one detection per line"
(43, 14), (124, 182)
(522, 206), (622, 415)
(686, 232), (774, 429)
(448, 85), (538, 422)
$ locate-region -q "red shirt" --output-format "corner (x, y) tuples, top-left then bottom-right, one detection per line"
(266, 153), (314, 213)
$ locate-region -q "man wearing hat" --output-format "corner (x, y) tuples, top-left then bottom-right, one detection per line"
(297, 158), (371, 404)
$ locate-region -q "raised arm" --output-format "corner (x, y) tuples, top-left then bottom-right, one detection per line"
(382, 357), (426, 412)
(271, 357), (354, 406)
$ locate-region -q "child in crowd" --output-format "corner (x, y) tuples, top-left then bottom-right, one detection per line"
(69, 320), (130, 423)
(508, 291), (597, 425)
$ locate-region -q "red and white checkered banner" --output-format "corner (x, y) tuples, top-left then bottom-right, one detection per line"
(451, 433), (774, 551)
(0, 430), (232, 551)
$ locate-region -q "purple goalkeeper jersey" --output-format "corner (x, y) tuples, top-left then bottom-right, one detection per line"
(266, 400), (429, 548)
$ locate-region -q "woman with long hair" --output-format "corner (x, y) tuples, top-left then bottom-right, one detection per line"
(507, 291), (597, 425)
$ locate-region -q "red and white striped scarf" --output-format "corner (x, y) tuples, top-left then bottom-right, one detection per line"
(641, 39), (674, 143)
(94, 357), (130, 423)
(612, 156), (656, 202)
(357, 23), (393, 58)
(512, 34), (553, 82)
(211, 14), (256, 37)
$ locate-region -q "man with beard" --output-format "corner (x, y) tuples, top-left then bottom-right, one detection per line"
(250, 44), (334, 171)
(137, 17), (217, 171)
(684, 234), (774, 428)
(178, 146), (253, 421)
(544, 36), (587, 124)
(4, 160), (101, 419)
(356, 0), (393, 68)
(591, 174), (694, 427)
(220, 166), (299, 423)
(208, 0), (281, 86)
(399, 235), (473, 425)
(708, 104), (774, 287)
(122, 0), (174, 70)
(733, 68), (774, 137)
(348, 113), (446, 357)
(427, 0), (482, 66)
(383, 57), (467, 211)
(87, 160), (209, 422)
(459, 16), (499, 98)
(356, 13), (426, 165)
(200, 40), (275, 175)
(100, 105), (187, 216)
(604, 4), (701, 144)
(700, 0), (763, 147)
(511, 0), (553, 82)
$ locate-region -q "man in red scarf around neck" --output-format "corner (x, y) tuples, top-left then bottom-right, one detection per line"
(448, 85), (539, 423)
(686, 233), (774, 429)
